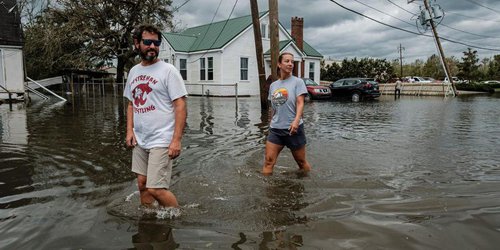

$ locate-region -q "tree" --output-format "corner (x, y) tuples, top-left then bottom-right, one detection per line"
(320, 61), (341, 81)
(445, 56), (459, 78)
(458, 48), (480, 81)
(422, 54), (442, 79)
(478, 57), (490, 80)
(391, 59), (401, 78)
(487, 54), (500, 79)
(24, 0), (174, 82)
(320, 57), (393, 82)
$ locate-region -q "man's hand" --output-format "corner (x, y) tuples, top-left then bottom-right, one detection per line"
(168, 140), (181, 159)
(126, 131), (137, 147)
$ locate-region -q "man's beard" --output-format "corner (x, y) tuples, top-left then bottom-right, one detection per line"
(139, 48), (158, 62)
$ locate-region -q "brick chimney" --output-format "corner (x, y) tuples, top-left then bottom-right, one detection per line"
(291, 17), (304, 51)
(291, 17), (304, 77)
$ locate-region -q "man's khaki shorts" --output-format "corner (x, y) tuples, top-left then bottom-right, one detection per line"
(132, 146), (172, 189)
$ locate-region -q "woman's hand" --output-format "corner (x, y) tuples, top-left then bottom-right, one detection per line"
(289, 120), (300, 135)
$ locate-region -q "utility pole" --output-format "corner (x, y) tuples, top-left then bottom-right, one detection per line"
(250, 0), (268, 110)
(423, 0), (458, 96)
(398, 43), (405, 77)
(269, 0), (279, 81)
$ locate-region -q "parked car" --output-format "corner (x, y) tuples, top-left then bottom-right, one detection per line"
(329, 78), (380, 102)
(302, 78), (331, 100)
(422, 77), (435, 82)
(444, 77), (464, 83)
(405, 76), (431, 83)
(480, 80), (500, 84)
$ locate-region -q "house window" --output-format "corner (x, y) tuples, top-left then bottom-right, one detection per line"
(207, 57), (213, 80)
(309, 62), (315, 79)
(240, 57), (248, 81)
(261, 23), (267, 38)
(200, 58), (206, 80)
(179, 59), (187, 80)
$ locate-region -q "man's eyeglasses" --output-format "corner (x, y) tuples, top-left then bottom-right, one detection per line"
(142, 39), (161, 46)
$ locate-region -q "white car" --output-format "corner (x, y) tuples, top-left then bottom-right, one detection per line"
(405, 76), (431, 83)
(481, 80), (500, 84)
(444, 77), (463, 83)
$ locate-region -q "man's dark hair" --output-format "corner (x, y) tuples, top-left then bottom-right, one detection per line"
(133, 24), (162, 42)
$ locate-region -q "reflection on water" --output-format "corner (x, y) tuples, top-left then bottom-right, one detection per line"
(1, 93), (500, 249)
(132, 217), (178, 249)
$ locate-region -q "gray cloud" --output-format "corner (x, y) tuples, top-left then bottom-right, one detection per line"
(172, 0), (500, 61)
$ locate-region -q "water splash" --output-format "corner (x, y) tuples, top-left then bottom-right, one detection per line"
(143, 206), (182, 219)
(125, 191), (139, 202)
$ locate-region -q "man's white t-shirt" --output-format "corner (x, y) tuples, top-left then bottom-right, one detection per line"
(124, 61), (187, 149)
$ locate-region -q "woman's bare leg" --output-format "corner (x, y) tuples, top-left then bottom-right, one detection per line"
(262, 141), (284, 175)
(291, 146), (312, 172)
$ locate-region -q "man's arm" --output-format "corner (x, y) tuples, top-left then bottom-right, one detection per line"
(168, 96), (187, 159)
(126, 101), (137, 147)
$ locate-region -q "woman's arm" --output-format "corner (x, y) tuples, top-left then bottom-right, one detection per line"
(289, 94), (305, 134)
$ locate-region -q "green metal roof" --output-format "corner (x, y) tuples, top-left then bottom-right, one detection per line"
(303, 41), (322, 57)
(264, 40), (293, 55)
(163, 33), (198, 52)
(165, 12), (268, 52)
(165, 11), (322, 58)
(264, 40), (322, 58)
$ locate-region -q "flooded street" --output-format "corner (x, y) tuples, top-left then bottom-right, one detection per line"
(1, 93), (500, 249)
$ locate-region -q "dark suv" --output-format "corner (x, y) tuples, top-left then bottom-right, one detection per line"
(329, 78), (381, 102)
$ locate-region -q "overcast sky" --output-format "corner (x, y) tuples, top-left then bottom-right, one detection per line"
(170, 0), (500, 63)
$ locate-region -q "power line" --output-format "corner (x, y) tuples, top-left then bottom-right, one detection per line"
(463, 0), (500, 15)
(385, 0), (500, 39)
(328, 0), (500, 52)
(172, 0), (192, 13)
(329, 0), (422, 35)
(440, 23), (500, 39)
(188, 0), (239, 64)
(187, 0), (224, 64)
(447, 11), (500, 23)
(410, 1), (500, 23)
(387, 0), (417, 16)
(352, 0), (415, 27)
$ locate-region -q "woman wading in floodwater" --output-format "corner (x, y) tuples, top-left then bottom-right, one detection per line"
(262, 52), (312, 175)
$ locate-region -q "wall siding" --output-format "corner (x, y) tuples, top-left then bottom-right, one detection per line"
(0, 47), (24, 93)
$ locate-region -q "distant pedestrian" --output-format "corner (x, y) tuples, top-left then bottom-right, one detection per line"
(262, 52), (312, 175)
(395, 78), (402, 98)
(124, 24), (187, 208)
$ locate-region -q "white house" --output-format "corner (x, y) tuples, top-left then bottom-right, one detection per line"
(0, 0), (24, 102)
(160, 12), (323, 96)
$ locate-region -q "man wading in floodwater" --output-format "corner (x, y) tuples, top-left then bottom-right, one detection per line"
(124, 24), (187, 208)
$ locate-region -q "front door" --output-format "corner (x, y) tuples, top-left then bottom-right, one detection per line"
(293, 61), (299, 77)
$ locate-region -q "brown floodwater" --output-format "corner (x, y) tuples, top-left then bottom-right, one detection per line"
(1, 92), (500, 249)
